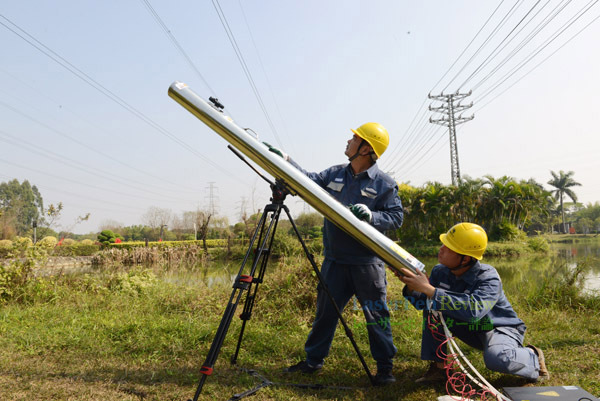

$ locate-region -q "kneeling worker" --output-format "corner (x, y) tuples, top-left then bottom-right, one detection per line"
(398, 222), (549, 383)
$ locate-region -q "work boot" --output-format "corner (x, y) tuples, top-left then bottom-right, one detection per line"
(283, 360), (322, 374)
(527, 344), (549, 381)
(374, 370), (396, 386)
(415, 362), (447, 384)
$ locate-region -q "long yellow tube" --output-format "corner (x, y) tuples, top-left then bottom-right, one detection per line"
(168, 81), (424, 275)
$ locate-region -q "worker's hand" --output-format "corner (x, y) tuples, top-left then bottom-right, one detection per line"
(398, 268), (435, 297)
(349, 203), (372, 222)
(263, 142), (289, 161)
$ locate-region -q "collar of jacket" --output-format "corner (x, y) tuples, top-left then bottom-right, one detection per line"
(345, 161), (379, 179)
(456, 261), (483, 284)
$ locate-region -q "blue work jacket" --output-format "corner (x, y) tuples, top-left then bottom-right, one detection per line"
(403, 261), (525, 329)
(289, 159), (403, 264)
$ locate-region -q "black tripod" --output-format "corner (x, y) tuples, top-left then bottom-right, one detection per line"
(189, 148), (375, 401)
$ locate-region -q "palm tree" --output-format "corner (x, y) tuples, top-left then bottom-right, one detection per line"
(547, 170), (581, 233)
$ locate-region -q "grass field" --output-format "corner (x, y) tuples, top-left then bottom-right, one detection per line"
(0, 255), (599, 400)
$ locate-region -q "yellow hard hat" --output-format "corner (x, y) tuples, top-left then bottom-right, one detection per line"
(351, 122), (389, 158)
(439, 222), (488, 260)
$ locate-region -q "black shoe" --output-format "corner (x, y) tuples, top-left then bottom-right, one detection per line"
(283, 360), (322, 374)
(374, 370), (396, 386)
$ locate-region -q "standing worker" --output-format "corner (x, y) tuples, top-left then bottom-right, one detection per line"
(264, 122), (403, 385)
(398, 222), (549, 383)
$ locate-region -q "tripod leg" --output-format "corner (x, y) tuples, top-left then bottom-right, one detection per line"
(283, 206), (376, 386)
(231, 203), (282, 365)
(189, 207), (274, 400)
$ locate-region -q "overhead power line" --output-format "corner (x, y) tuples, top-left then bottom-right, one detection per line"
(442, 0), (525, 93)
(0, 157), (172, 203)
(0, 14), (246, 186)
(387, 1), (599, 182)
(458, 0), (543, 90)
(139, 0), (217, 96)
(430, 0), (507, 93)
(0, 78), (201, 194)
(385, 2), (507, 178)
(211, 0), (285, 149)
(474, 0), (599, 104)
(475, 5), (600, 112)
(470, 0), (564, 92)
(0, 129), (196, 203)
(237, 0), (296, 155)
(0, 172), (143, 214)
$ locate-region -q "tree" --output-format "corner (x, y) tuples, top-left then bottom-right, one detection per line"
(194, 209), (212, 251)
(293, 212), (323, 239)
(43, 202), (64, 230)
(142, 206), (172, 241)
(396, 175), (553, 242)
(547, 170), (581, 233)
(0, 179), (43, 237)
(573, 202), (600, 234)
(99, 219), (124, 234)
(142, 206), (172, 229)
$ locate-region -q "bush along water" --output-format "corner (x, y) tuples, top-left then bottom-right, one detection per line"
(524, 258), (599, 310)
(0, 239), (49, 303)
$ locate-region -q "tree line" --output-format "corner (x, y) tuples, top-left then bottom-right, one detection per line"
(395, 170), (592, 242)
(1, 170), (597, 243)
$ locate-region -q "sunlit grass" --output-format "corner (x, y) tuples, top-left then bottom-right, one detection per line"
(0, 256), (598, 400)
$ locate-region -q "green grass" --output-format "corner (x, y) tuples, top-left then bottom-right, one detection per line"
(0, 256), (598, 400)
(544, 233), (600, 243)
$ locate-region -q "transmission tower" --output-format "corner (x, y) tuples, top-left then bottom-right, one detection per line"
(205, 182), (220, 215)
(429, 91), (474, 186)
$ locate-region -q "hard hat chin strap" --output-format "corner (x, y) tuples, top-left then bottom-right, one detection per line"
(348, 139), (376, 163)
(448, 255), (475, 271)
(347, 139), (365, 162)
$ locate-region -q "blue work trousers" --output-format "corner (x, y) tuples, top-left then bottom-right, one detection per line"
(304, 259), (397, 371)
(421, 314), (540, 380)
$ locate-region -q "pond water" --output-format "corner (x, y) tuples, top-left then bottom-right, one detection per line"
(157, 239), (600, 296)
(549, 241), (600, 295)
(41, 239), (599, 296)
(416, 240), (600, 296)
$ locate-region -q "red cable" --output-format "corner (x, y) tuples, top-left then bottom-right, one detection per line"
(426, 312), (499, 401)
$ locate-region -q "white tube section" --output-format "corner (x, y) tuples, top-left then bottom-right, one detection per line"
(168, 81), (425, 275)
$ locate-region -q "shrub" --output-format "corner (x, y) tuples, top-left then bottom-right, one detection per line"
(0, 258), (39, 303)
(108, 268), (157, 295)
(527, 236), (550, 253)
(52, 242), (100, 256)
(271, 231), (303, 257)
(15, 237), (33, 249)
(61, 238), (76, 246)
(489, 222), (526, 241)
(97, 230), (123, 246)
(0, 240), (13, 258)
(37, 236), (58, 249)
(107, 239), (228, 250)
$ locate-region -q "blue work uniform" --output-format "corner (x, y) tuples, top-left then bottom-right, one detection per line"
(403, 262), (541, 380)
(289, 159), (403, 372)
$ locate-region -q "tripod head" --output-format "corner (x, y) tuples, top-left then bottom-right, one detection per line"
(227, 144), (293, 205)
(270, 180), (289, 203)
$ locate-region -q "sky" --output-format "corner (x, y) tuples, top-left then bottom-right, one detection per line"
(1, 1), (599, 234)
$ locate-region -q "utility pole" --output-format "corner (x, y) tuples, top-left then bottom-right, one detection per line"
(429, 91), (474, 186)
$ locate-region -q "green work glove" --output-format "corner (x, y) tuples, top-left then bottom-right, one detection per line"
(349, 203), (372, 223)
(263, 142), (289, 161)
